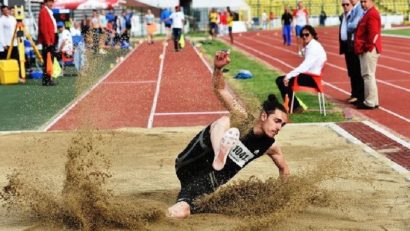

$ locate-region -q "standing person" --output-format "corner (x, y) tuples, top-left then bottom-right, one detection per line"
(281, 7), (293, 46)
(261, 11), (268, 30)
(0, 5), (17, 60)
(354, 0), (381, 110)
(346, 0), (364, 104)
(167, 5), (185, 52)
(276, 25), (327, 113)
(319, 10), (327, 26)
(160, 8), (172, 40)
(167, 50), (290, 218)
(339, 0), (363, 104)
(219, 10), (227, 36)
(209, 8), (218, 40)
(145, 9), (156, 44)
(226, 7), (234, 44)
(91, 10), (104, 54)
(293, 1), (309, 56)
(38, 0), (57, 86)
(269, 11), (275, 30)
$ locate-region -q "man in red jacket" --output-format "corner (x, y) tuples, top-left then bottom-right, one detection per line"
(38, 0), (57, 86)
(354, 0), (381, 109)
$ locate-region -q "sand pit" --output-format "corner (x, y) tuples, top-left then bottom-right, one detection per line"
(0, 125), (409, 231)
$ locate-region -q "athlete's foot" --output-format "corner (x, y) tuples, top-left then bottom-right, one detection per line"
(167, 201), (191, 219)
(212, 127), (240, 171)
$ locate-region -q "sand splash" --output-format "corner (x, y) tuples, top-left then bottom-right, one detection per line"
(194, 158), (352, 230)
(0, 131), (164, 230)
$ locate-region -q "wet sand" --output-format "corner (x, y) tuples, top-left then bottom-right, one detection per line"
(0, 125), (409, 230)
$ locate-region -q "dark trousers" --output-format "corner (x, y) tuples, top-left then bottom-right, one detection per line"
(276, 74), (318, 110)
(172, 28), (182, 51)
(42, 44), (55, 85)
(344, 48), (364, 101)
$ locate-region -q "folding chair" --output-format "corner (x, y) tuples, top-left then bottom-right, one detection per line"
(290, 73), (326, 116)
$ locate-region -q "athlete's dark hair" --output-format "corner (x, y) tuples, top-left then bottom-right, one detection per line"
(262, 94), (287, 115)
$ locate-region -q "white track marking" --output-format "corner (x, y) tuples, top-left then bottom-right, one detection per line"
(247, 35), (410, 82)
(155, 111), (229, 116)
(328, 123), (410, 181)
(362, 120), (410, 149)
(102, 80), (156, 84)
(40, 46), (139, 131)
(193, 44), (213, 73)
(147, 43), (167, 128)
(233, 37), (410, 125)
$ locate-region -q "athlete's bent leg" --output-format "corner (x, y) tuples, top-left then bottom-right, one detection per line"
(212, 127), (240, 171)
(167, 201), (191, 218)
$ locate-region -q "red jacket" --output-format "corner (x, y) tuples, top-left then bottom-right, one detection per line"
(354, 6), (382, 55)
(38, 6), (56, 45)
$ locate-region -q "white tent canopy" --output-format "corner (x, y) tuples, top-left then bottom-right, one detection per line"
(191, 0), (249, 10)
(134, 0), (178, 8)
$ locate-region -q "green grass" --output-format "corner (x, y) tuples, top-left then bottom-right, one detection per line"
(382, 28), (410, 36)
(0, 49), (128, 131)
(197, 40), (345, 123)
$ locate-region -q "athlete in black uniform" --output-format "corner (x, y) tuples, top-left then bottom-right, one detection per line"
(167, 50), (290, 218)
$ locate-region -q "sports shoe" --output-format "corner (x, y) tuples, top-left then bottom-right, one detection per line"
(347, 97), (358, 104)
(212, 128), (240, 171)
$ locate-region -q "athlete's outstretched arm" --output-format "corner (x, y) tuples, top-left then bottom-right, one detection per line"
(266, 143), (290, 179)
(212, 51), (247, 117)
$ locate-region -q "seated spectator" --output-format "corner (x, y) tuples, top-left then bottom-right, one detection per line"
(275, 25), (327, 113)
(56, 21), (73, 58)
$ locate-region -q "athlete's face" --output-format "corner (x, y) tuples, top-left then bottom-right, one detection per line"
(261, 109), (288, 138)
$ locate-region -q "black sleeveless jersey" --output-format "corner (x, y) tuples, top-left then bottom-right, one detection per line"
(175, 125), (275, 188)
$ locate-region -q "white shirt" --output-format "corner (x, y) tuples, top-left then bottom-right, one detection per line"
(169, 11), (185, 29)
(58, 29), (73, 54)
(340, 11), (350, 41)
(45, 6), (57, 33)
(286, 39), (327, 79)
(294, 9), (308, 26)
(99, 14), (107, 28)
(70, 27), (81, 36)
(0, 15), (17, 52)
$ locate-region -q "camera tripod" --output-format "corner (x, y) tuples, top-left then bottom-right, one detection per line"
(6, 5), (43, 83)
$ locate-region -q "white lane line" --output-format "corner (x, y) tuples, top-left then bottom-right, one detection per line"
(155, 111), (229, 116)
(244, 36), (410, 91)
(40, 46), (139, 132)
(318, 33), (410, 56)
(193, 44), (213, 73)
(234, 40), (293, 71)
(328, 123), (410, 180)
(103, 80), (156, 84)
(147, 43), (167, 128)
(362, 120), (410, 149)
(234, 38), (410, 125)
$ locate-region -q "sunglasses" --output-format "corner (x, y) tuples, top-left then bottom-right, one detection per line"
(301, 33), (310, 38)
(342, 3), (350, 6)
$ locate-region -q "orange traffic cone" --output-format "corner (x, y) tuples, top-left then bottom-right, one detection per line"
(283, 94), (290, 113)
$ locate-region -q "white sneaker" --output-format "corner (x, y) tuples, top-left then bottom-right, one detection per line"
(212, 128), (240, 171)
(99, 49), (107, 55)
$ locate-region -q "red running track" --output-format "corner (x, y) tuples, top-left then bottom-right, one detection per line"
(225, 27), (410, 140)
(47, 41), (227, 131)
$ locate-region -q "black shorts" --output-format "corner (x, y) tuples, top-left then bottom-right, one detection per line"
(175, 126), (220, 212)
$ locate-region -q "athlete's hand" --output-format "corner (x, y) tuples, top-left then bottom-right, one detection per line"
(214, 50), (230, 70)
